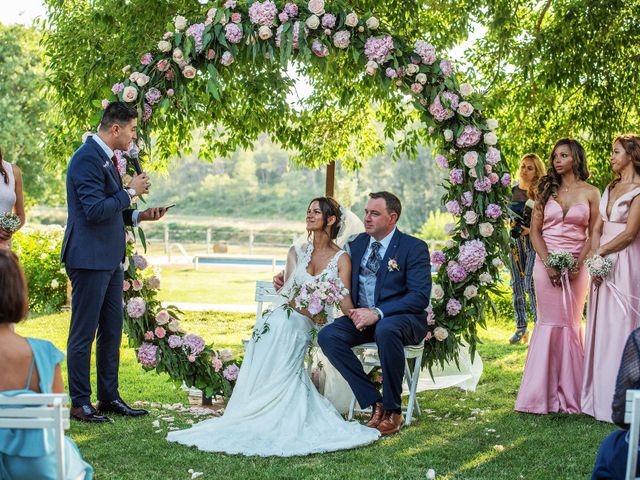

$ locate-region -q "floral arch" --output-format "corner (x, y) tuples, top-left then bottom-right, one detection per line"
(108, 0), (511, 397)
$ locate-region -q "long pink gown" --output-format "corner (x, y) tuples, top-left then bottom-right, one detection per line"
(515, 199), (590, 414)
(581, 186), (640, 422)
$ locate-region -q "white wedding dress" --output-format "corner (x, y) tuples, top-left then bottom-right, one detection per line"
(167, 243), (380, 456)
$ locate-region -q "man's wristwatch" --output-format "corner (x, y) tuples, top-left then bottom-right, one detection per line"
(125, 187), (137, 201)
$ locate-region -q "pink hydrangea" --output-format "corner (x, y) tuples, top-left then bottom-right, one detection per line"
(142, 103), (153, 122)
(140, 53), (153, 65)
(486, 147), (501, 165)
(429, 92), (459, 122)
(132, 254), (147, 270)
(426, 304), (435, 325)
(144, 87), (162, 105)
(183, 333), (206, 355)
(431, 250), (446, 269)
(221, 51), (234, 66)
(223, 364), (240, 381)
(363, 35), (394, 64)
(168, 335), (183, 348)
(450, 168), (464, 185)
(211, 356), (223, 372)
(458, 239), (487, 272)
(474, 177), (492, 192)
(447, 261), (468, 283)
(501, 173), (512, 186)
(284, 2), (298, 17)
(456, 125), (482, 148)
(440, 59), (453, 76)
(322, 13), (336, 29)
(435, 154), (449, 168)
(485, 203), (502, 219)
(248, 0), (278, 26)
(144, 331), (154, 341)
(112, 82), (124, 94)
(224, 0), (237, 7)
(414, 40), (436, 65)
(186, 23), (206, 53)
(137, 342), (158, 368)
(224, 23), (243, 43)
(385, 67), (397, 78)
(445, 200), (461, 216)
(127, 297), (146, 318)
(311, 38), (329, 57)
(278, 11), (289, 22)
(461, 191), (473, 207)
(333, 30), (350, 49)
(446, 298), (462, 316)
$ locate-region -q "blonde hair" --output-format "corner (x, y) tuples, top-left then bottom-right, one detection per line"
(519, 153), (546, 200)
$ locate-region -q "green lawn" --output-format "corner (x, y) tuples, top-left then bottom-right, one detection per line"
(14, 312), (614, 479)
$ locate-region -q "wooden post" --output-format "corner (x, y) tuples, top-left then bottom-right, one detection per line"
(325, 161), (336, 197)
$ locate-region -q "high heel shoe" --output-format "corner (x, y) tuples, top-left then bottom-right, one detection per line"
(509, 327), (529, 345)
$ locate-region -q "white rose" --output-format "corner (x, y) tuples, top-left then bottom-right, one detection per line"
(174, 15), (188, 31)
(122, 86), (138, 102)
(479, 222), (494, 237)
(51, 279), (59, 289)
(434, 327), (449, 341)
(122, 64), (131, 73)
(444, 223), (456, 235)
(258, 25), (273, 40)
(487, 118), (499, 130)
(182, 65), (197, 79)
(484, 131), (498, 146)
(464, 285), (478, 299)
(406, 64), (419, 75)
(464, 211), (478, 224)
(457, 101), (474, 117)
(345, 12), (358, 27)
(479, 272), (492, 284)
(366, 16), (379, 29)
(158, 41), (171, 53)
(307, 0), (325, 15)
(463, 151), (478, 168)
(129, 72), (140, 82)
(444, 129), (454, 142)
(207, 7), (217, 18)
(172, 48), (184, 62)
(168, 319), (181, 332)
(365, 60), (378, 75)
(136, 74), (150, 87)
(431, 284), (444, 300)
(468, 167), (478, 178)
(492, 258), (505, 269)
(459, 82), (473, 97)
(305, 14), (320, 29)
(416, 72), (427, 84)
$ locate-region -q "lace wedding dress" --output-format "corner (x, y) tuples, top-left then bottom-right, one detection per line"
(167, 243), (380, 456)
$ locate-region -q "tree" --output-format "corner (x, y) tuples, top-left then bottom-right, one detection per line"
(0, 24), (64, 206)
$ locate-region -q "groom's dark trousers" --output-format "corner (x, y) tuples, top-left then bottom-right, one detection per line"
(61, 136), (134, 407)
(319, 230), (431, 411)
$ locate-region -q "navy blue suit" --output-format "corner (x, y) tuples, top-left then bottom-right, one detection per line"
(61, 136), (133, 407)
(318, 229), (431, 411)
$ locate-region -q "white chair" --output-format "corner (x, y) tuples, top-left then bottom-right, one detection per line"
(347, 342), (424, 426)
(0, 393), (70, 480)
(255, 280), (277, 317)
(625, 389), (640, 480)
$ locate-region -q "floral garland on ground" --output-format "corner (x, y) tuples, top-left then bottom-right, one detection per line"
(101, 0), (511, 377)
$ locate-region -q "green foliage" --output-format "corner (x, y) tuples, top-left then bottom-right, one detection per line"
(13, 226), (68, 313)
(418, 209), (454, 241)
(0, 24), (64, 206)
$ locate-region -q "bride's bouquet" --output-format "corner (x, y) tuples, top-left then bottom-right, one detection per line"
(0, 212), (21, 233)
(544, 250), (577, 273)
(287, 274), (349, 325)
(585, 254), (614, 278)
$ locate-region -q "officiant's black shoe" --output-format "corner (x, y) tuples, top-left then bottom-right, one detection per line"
(71, 404), (112, 423)
(366, 402), (386, 428)
(96, 398), (149, 417)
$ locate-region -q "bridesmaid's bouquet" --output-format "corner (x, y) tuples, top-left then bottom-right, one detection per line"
(287, 274), (349, 325)
(544, 250), (577, 273)
(0, 212), (21, 233)
(585, 254), (613, 278)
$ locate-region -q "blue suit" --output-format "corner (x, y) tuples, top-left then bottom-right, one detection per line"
(61, 136), (133, 407)
(318, 229), (431, 411)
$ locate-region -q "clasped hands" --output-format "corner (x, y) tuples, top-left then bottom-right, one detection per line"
(349, 308), (379, 331)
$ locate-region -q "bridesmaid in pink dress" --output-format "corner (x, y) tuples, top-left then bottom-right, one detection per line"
(582, 133), (640, 422)
(515, 138), (600, 414)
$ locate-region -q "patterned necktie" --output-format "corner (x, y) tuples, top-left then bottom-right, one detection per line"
(111, 155), (122, 186)
(365, 241), (382, 274)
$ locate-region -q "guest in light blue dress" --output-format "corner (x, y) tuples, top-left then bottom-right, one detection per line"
(0, 250), (93, 480)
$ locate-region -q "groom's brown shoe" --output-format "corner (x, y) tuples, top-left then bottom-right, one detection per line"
(377, 411), (403, 436)
(366, 402), (386, 428)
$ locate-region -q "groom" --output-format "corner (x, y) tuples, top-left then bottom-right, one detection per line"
(318, 192), (431, 435)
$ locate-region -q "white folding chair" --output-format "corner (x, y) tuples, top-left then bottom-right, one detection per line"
(625, 389), (640, 480)
(255, 280), (277, 318)
(347, 342), (424, 426)
(0, 393), (70, 480)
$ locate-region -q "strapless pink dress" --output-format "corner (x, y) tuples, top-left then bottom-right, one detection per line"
(582, 186), (640, 422)
(515, 199), (590, 414)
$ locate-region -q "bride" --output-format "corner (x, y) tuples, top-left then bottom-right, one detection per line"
(167, 197), (380, 456)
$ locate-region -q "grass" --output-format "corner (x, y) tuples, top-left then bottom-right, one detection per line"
(15, 312), (615, 480)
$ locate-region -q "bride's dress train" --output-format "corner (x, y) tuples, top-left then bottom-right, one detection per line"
(167, 245), (379, 456)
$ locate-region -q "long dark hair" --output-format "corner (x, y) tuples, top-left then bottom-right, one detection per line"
(536, 138), (589, 206)
(307, 197), (342, 240)
(0, 250), (29, 324)
(0, 147), (8, 185)
(609, 133), (640, 192)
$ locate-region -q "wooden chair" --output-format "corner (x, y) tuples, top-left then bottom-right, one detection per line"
(625, 389), (640, 480)
(347, 342), (424, 426)
(0, 393), (70, 480)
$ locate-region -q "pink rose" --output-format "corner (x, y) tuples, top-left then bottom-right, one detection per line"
(132, 279), (143, 291)
(123, 280), (131, 291)
(167, 88), (175, 97)
(211, 356), (223, 372)
(144, 331), (154, 341)
(156, 59), (170, 72)
(188, 354), (196, 363)
(154, 327), (166, 339)
(231, 12), (242, 23)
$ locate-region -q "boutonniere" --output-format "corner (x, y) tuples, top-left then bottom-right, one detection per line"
(102, 160), (111, 168)
(387, 258), (400, 272)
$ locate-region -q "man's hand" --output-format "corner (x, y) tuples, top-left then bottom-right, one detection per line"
(138, 207), (167, 222)
(273, 270), (285, 290)
(349, 308), (379, 331)
(0, 228), (11, 241)
(128, 173), (150, 196)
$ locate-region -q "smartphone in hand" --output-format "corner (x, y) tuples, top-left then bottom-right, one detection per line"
(162, 204), (176, 210)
